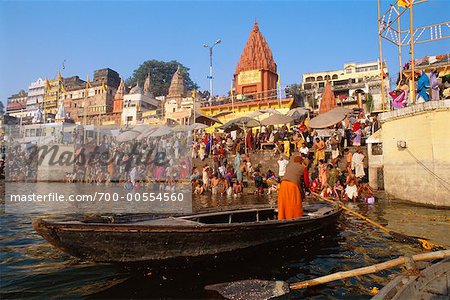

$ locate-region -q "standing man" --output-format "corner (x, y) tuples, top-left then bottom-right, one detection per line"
(278, 155), (305, 220)
(330, 133), (340, 160)
(277, 155), (289, 178)
(313, 137), (325, 166)
(351, 147), (365, 179)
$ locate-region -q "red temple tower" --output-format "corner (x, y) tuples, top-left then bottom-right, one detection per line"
(234, 21), (278, 101)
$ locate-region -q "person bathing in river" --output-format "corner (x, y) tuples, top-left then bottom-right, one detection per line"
(277, 155), (304, 220)
(345, 173), (359, 202)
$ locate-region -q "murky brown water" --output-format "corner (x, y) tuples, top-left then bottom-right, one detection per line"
(1, 187), (449, 299)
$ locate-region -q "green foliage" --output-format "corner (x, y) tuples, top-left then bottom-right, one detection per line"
(365, 93), (374, 112)
(0, 101), (4, 115)
(126, 60), (199, 97)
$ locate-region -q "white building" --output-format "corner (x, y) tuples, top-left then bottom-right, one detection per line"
(122, 83), (159, 126)
(301, 60), (390, 112)
(26, 78), (45, 116)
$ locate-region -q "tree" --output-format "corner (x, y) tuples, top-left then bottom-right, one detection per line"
(0, 101), (4, 116)
(126, 60), (199, 97)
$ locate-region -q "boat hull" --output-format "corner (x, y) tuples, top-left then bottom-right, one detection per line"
(33, 204), (341, 263)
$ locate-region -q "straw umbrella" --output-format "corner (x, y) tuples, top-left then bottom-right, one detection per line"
(308, 109), (346, 129)
(319, 80), (337, 114)
(221, 117), (260, 155)
(116, 130), (141, 142)
(148, 126), (172, 137)
(260, 114), (294, 126)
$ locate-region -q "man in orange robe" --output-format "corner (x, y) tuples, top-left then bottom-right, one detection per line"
(278, 155), (305, 220)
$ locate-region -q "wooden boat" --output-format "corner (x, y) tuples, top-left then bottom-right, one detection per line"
(33, 202), (341, 263)
(372, 258), (450, 300)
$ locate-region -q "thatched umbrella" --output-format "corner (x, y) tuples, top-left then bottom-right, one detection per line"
(191, 123), (208, 130)
(194, 111), (222, 126)
(221, 117), (260, 132)
(308, 108), (346, 129)
(319, 81), (337, 114)
(220, 117), (260, 155)
(116, 130), (141, 142)
(286, 107), (310, 121)
(148, 126), (173, 137)
(261, 114), (294, 126)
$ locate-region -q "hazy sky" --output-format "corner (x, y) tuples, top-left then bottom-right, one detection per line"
(1, 0), (449, 104)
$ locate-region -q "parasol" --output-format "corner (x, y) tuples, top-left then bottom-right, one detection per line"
(148, 126), (173, 137)
(220, 117), (260, 132)
(308, 109), (345, 129)
(116, 130), (141, 142)
(260, 114), (294, 126)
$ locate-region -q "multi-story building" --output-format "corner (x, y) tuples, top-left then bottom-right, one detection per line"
(43, 78), (60, 122)
(6, 90), (28, 120)
(26, 78), (45, 118)
(122, 79), (159, 126)
(57, 68), (121, 125)
(301, 60), (390, 111)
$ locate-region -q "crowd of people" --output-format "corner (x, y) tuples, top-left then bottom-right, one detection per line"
(4, 129), (192, 192)
(190, 111), (380, 218)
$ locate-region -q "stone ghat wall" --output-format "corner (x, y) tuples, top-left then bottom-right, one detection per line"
(380, 102), (450, 207)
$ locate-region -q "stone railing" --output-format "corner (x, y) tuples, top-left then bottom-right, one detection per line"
(379, 99), (450, 122)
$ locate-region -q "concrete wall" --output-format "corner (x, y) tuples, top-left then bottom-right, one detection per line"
(380, 100), (450, 207)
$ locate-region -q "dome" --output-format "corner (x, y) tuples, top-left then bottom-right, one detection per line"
(129, 82), (143, 95)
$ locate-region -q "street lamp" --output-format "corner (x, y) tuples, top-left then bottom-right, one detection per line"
(203, 39), (221, 101)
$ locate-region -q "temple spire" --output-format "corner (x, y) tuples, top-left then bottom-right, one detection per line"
(115, 78), (125, 100)
(235, 21), (277, 74)
(144, 73), (153, 97)
(167, 65), (185, 101)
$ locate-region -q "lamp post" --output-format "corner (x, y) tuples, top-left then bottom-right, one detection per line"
(203, 39), (221, 101)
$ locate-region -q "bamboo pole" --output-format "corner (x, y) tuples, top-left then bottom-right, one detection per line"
(409, 3), (416, 103)
(312, 192), (390, 233)
(398, 14), (403, 82)
(290, 250), (450, 290)
(311, 192), (444, 250)
(377, 0), (386, 111)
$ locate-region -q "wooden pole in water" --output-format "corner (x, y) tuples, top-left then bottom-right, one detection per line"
(290, 250), (450, 290)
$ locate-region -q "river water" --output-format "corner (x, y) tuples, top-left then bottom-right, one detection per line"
(1, 190), (449, 299)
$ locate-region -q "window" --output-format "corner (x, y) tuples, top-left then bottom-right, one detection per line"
(372, 143), (383, 156)
(317, 76), (323, 81)
(325, 75), (331, 80)
(332, 74), (338, 80)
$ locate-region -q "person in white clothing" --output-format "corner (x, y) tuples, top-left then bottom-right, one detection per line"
(351, 147), (365, 178)
(299, 142), (309, 156)
(277, 155), (289, 177)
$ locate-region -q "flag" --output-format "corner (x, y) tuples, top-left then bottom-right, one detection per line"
(277, 73), (281, 89)
(45, 79), (51, 90)
(86, 76), (91, 89)
(101, 82), (107, 92)
(61, 83), (68, 94)
(398, 0), (411, 8)
(58, 71), (63, 83)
